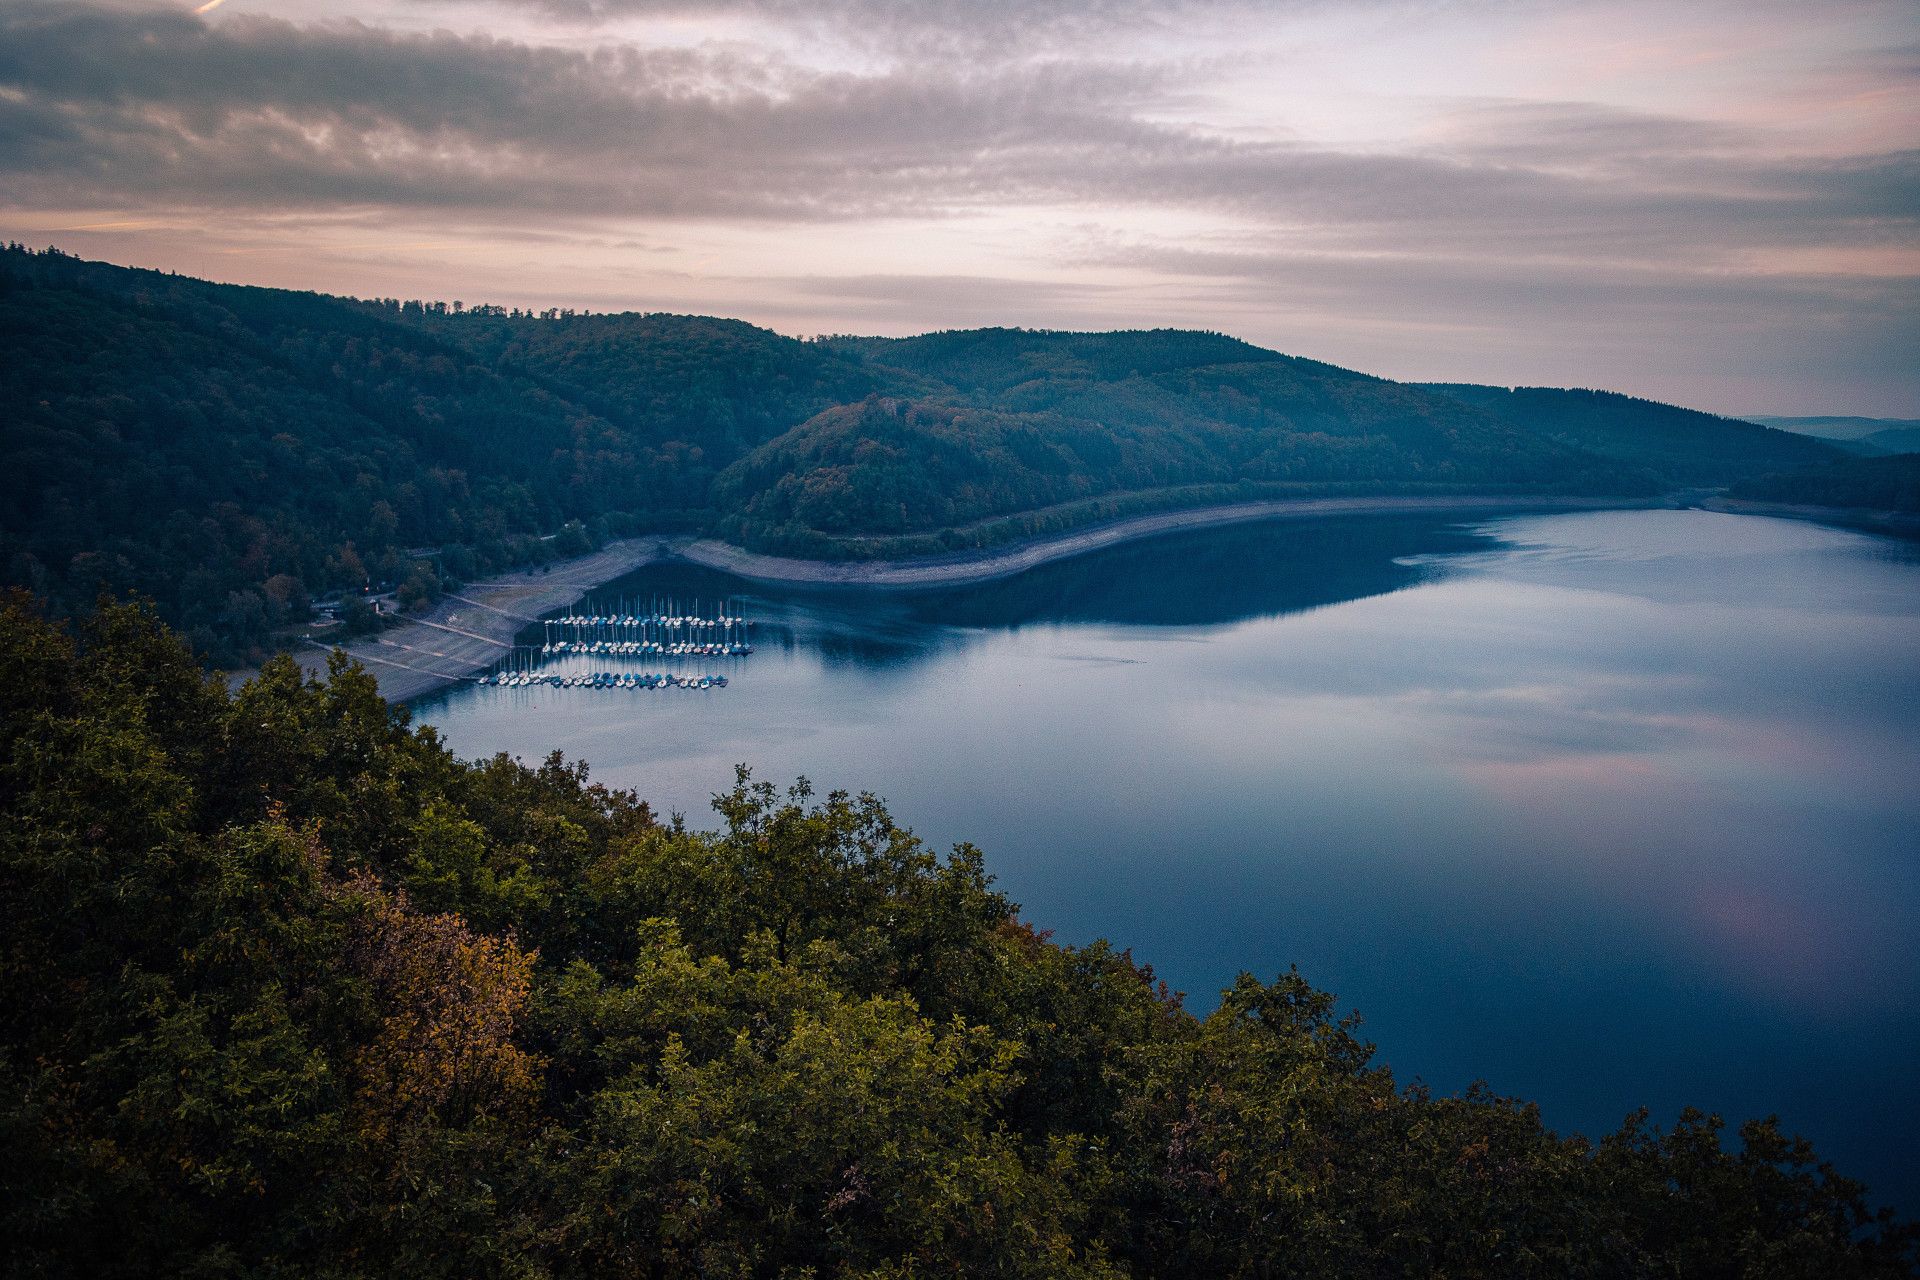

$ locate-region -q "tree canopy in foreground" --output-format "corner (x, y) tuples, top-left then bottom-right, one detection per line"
(2, 593), (1913, 1278)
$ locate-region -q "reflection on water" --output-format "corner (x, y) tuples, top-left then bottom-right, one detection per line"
(905, 515), (1489, 628)
(418, 509), (1920, 1212)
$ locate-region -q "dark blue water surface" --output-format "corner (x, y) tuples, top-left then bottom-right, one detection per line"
(416, 509), (1920, 1211)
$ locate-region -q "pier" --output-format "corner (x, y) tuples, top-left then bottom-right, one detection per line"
(476, 596), (754, 694)
(476, 671), (728, 691)
(539, 597), (754, 658)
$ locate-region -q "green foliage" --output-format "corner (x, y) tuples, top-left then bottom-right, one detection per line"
(394, 561), (442, 611)
(0, 248), (876, 665)
(402, 309), (888, 503)
(1423, 383), (1841, 485)
(1731, 453), (1920, 512)
(716, 338), (1655, 553)
(3, 593), (1914, 1277)
(6, 251), (1763, 665)
(0, 248), (593, 664)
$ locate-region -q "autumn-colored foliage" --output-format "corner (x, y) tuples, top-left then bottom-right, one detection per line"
(343, 874), (542, 1148)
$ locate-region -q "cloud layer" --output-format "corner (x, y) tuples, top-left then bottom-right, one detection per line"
(1, 0), (1914, 412)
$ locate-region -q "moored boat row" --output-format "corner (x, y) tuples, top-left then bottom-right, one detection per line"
(542, 639), (750, 656)
(542, 596), (753, 656)
(478, 670), (728, 690)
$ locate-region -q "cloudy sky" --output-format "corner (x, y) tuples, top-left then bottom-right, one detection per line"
(1, 0), (1914, 414)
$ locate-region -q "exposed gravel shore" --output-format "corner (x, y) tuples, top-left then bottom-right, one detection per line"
(677, 493), (1673, 588)
(254, 536), (680, 703)
(257, 492), (1722, 703)
(1695, 496), (1920, 541)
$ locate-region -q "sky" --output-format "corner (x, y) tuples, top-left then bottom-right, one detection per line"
(1, 0), (1915, 415)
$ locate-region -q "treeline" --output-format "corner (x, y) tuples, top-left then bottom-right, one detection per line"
(0, 247), (877, 664)
(393, 305), (887, 512)
(1, 248), (1849, 664)
(2, 594), (1914, 1278)
(1, 247), (627, 663)
(1731, 454), (1920, 512)
(708, 323), (1661, 556)
(1743, 417), (1920, 456)
(1422, 384), (1837, 485)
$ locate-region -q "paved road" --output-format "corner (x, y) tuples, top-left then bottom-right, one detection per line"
(274, 537), (680, 702)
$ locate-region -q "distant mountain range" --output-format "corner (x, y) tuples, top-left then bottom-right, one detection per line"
(0, 245), (1893, 662)
(1743, 415), (1920, 457)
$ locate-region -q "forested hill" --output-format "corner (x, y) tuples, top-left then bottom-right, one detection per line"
(1422, 383), (1838, 484)
(826, 326), (1293, 389)
(718, 329), (1641, 556)
(1747, 416), (1920, 456)
(397, 308), (894, 491)
(4, 595), (1915, 1277)
(1731, 453), (1920, 512)
(0, 246), (883, 662)
(2, 246), (1840, 663)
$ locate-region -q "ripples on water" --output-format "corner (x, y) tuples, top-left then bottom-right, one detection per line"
(418, 509), (1920, 1211)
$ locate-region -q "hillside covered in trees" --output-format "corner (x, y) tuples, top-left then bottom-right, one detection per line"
(1422, 384), (1838, 484)
(3, 593), (1915, 1278)
(1731, 454), (1920, 512)
(715, 331), (1645, 557)
(0, 246), (884, 664)
(1, 246), (1843, 662)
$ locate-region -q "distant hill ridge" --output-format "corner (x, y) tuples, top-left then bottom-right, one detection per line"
(0, 245), (1846, 661)
(1744, 415), (1920, 456)
(1420, 383), (1836, 485)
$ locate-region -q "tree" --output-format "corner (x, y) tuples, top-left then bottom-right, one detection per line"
(1, 593), (1912, 1278)
(395, 562), (441, 612)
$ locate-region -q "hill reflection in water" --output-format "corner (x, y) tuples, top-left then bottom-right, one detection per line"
(567, 515), (1491, 670)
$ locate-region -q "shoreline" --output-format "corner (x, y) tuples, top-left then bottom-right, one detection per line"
(263, 489), (1909, 704)
(255, 536), (683, 704)
(268, 495), (1663, 702)
(676, 493), (1674, 589)
(1695, 496), (1920, 541)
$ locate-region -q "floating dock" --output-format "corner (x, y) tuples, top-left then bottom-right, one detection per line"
(478, 596), (754, 692)
(476, 671), (727, 690)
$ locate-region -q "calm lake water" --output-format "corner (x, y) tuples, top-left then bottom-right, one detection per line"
(416, 509), (1920, 1211)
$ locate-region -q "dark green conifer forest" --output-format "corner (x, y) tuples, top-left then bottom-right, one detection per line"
(3, 594), (1914, 1278)
(1, 247), (1845, 665)
(1730, 454), (1920, 512)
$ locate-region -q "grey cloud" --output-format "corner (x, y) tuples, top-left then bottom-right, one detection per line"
(915, 140), (1919, 278)
(1083, 237), (1918, 329)
(0, 2), (1187, 218)
(451, 0), (1249, 49)
(1431, 100), (1756, 166)
(496, 0), (1201, 16)
(5, 1), (1910, 269)
(0, 0), (1911, 410)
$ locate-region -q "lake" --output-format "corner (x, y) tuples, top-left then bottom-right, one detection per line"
(415, 508), (1920, 1211)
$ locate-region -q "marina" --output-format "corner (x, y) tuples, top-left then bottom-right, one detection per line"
(475, 596), (753, 691)
(477, 670), (727, 690)
(540, 599), (754, 657)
